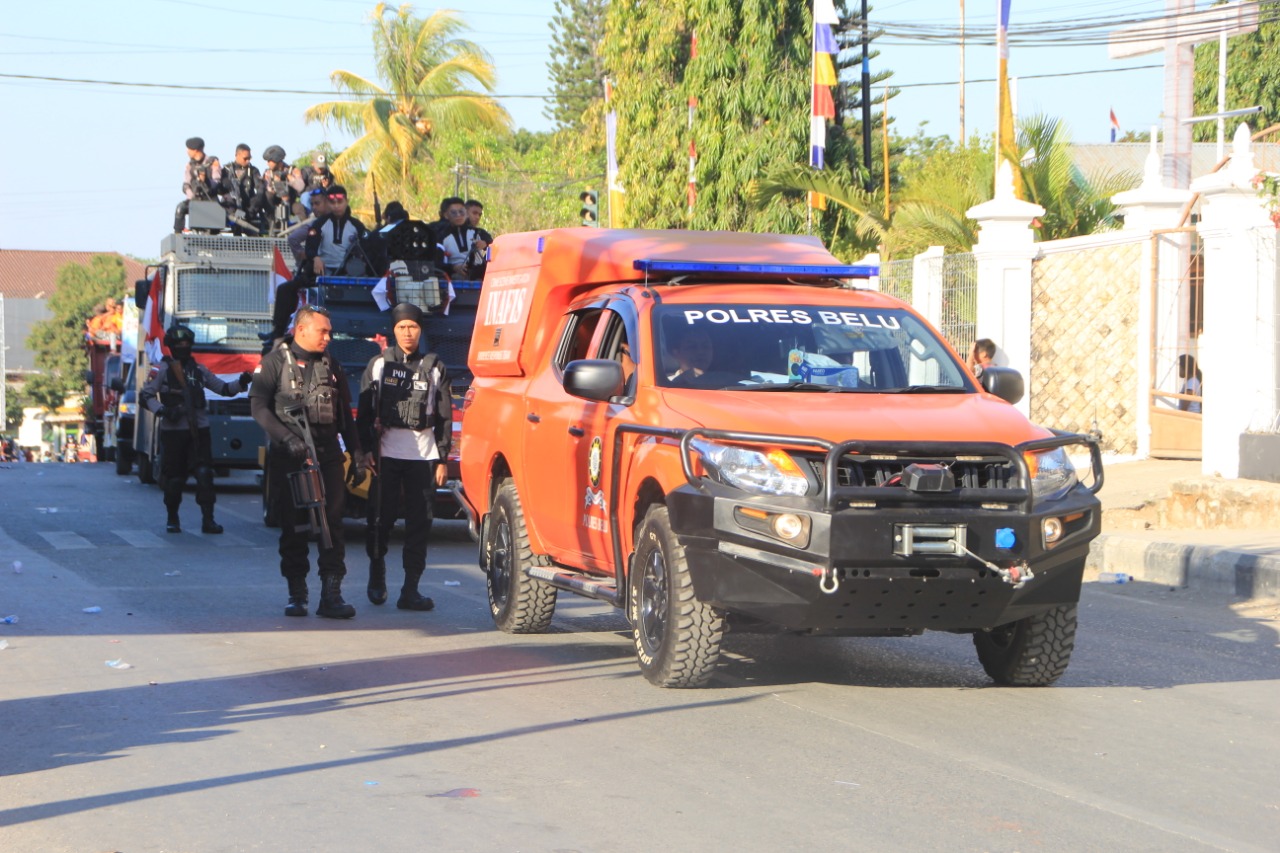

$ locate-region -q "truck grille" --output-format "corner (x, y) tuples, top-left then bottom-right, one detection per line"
(816, 454), (1019, 490)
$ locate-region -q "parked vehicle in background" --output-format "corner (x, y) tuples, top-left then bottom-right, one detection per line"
(129, 233), (283, 484)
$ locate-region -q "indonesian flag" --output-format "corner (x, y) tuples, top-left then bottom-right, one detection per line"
(271, 245), (291, 302)
(192, 352), (260, 401)
(142, 271), (167, 363)
(1110, 108), (1120, 143)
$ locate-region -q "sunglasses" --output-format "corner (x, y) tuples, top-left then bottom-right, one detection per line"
(328, 194), (347, 201)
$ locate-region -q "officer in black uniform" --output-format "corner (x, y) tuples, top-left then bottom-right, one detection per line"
(139, 325), (252, 534)
(356, 302), (452, 610)
(250, 305), (365, 619)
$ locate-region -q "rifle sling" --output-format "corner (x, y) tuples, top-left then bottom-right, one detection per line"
(168, 359), (200, 439)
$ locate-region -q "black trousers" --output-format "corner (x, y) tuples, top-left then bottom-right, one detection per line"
(270, 450), (348, 580)
(159, 427), (215, 513)
(366, 456), (437, 574)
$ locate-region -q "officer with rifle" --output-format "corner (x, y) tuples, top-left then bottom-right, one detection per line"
(140, 325), (252, 534)
(356, 302), (452, 611)
(250, 305), (365, 619)
(173, 136), (221, 233)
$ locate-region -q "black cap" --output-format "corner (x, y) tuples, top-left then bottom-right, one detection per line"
(391, 302), (424, 328)
(185, 137), (205, 152)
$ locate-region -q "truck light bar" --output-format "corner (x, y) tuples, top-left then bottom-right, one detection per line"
(633, 259), (878, 278)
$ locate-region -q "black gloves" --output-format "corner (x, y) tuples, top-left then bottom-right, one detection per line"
(160, 404), (183, 423)
(281, 434), (307, 460)
(239, 371), (253, 388)
(346, 454), (366, 486)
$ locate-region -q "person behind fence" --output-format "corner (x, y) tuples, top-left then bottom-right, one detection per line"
(251, 306), (365, 619)
(967, 338), (996, 377)
(1178, 354), (1203, 413)
(174, 136), (221, 233)
(140, 324), (252, 535)
(356, 301), (452, 611)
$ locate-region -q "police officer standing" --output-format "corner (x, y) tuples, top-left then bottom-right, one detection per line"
(250, 306), (365, 619)
(140, 325), (252, 534)
(357, 302), (451, 610)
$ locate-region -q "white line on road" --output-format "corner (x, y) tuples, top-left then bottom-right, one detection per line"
(36, 531), (94, 550)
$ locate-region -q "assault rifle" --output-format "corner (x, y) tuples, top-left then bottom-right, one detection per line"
(280, 402), (334, 550)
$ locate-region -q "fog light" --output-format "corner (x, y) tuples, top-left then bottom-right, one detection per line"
(1043, 516), (1064, 544)
(772, 513), (805, 541)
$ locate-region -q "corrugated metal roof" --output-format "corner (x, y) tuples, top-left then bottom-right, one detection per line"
(0, 250), (147, 300)
(1071, 143), (1280, 181)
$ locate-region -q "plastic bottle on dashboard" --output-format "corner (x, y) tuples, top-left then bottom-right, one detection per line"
(1097, 572), (1133, 584)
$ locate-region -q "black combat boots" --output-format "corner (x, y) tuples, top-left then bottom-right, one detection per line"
(166, 512), (181, 534)
(201, 509), (223, 535)
(285, 577), (308, 617)
(396, 569), (435, 611)
(367, 557), (388, 605)
(317, 575), (356, 619)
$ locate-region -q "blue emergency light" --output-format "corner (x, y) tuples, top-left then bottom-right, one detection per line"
(633, 259), (878, 278)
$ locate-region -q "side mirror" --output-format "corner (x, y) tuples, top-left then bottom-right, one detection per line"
(134, 279), (150, 310)
(980, 366), (1025, 405)
(109, 377), (125, 393)
(563, 359), (624, 403)
(82, 369), (94, 386)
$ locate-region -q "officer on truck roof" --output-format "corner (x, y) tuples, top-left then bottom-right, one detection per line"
(356, 301), (452, 611)
(173, 136), (222, 233)
(140, 324), (252, 534)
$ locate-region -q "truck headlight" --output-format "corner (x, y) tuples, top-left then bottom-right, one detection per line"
(690, 439), (809, 497)
(1025, 447), (1077, 501)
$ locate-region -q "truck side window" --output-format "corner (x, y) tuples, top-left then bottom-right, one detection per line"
(597, 313), (637, 397)
(554, 308), (603, 371)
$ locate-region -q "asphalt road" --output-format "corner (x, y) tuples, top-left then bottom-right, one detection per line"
(1, 462), (1277, 853)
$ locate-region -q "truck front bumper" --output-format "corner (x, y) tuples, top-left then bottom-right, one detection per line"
(670, 479), (1100, 630)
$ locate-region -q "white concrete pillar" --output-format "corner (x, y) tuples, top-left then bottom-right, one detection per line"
(966, 161), (1045, 416)
(1192, 124), (1279, 478)
(1112, 135), (1195, 458)
(910, 245), (945, 329)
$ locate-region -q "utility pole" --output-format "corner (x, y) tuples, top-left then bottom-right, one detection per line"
(959, 0), (966, 143)
(860, 0), (872, 192)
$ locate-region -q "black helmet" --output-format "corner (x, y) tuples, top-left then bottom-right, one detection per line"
(164, 325), (196, 349)
(263, 145), (286, 163)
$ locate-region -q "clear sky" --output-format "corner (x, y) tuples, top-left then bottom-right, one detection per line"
(0, 0), (1198, 260)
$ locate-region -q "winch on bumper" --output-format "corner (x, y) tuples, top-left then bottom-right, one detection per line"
(665, 433), (1103, 635)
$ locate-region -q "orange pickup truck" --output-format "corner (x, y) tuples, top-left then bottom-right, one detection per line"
(460, 228), (1103, 688)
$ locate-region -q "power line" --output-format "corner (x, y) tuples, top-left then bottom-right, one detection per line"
(0, 72), (557, 99)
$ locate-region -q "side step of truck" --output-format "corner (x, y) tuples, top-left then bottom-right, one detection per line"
(526, 566), (622, 606)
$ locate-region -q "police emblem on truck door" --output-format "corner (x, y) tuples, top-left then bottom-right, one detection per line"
(588, 436), (603, 487)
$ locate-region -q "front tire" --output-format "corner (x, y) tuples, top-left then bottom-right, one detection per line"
(974, 603), (1077, 686)
(629, 505), (724, 688)
(485, 481), (556, 633)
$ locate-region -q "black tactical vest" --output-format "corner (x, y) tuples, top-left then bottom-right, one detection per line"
(377, 351), (438, 431)
(161, 358), (207, 411)
(276, 345), (340, 430)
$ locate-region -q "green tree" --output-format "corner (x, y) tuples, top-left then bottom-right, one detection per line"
(545, 0), (608, 132)
(305, 3), (511, 205)
(25, 255), (129, 408)
(603, 0), (862, 233)
(1193, 1), (1280, 142)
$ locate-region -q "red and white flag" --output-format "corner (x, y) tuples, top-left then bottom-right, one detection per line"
(271, 245), (292, 302)
(142, 271), (167, 364)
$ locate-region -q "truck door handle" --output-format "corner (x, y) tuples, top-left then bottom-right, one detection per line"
(568, 425), (585, 437)
(526, 413), (540, 424)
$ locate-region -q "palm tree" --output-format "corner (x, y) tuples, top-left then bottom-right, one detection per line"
(305, 3), (511, 205)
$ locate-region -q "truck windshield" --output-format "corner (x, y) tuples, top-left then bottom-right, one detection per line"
(653, 304), (973, 392)
(182, 316), (272, 350)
